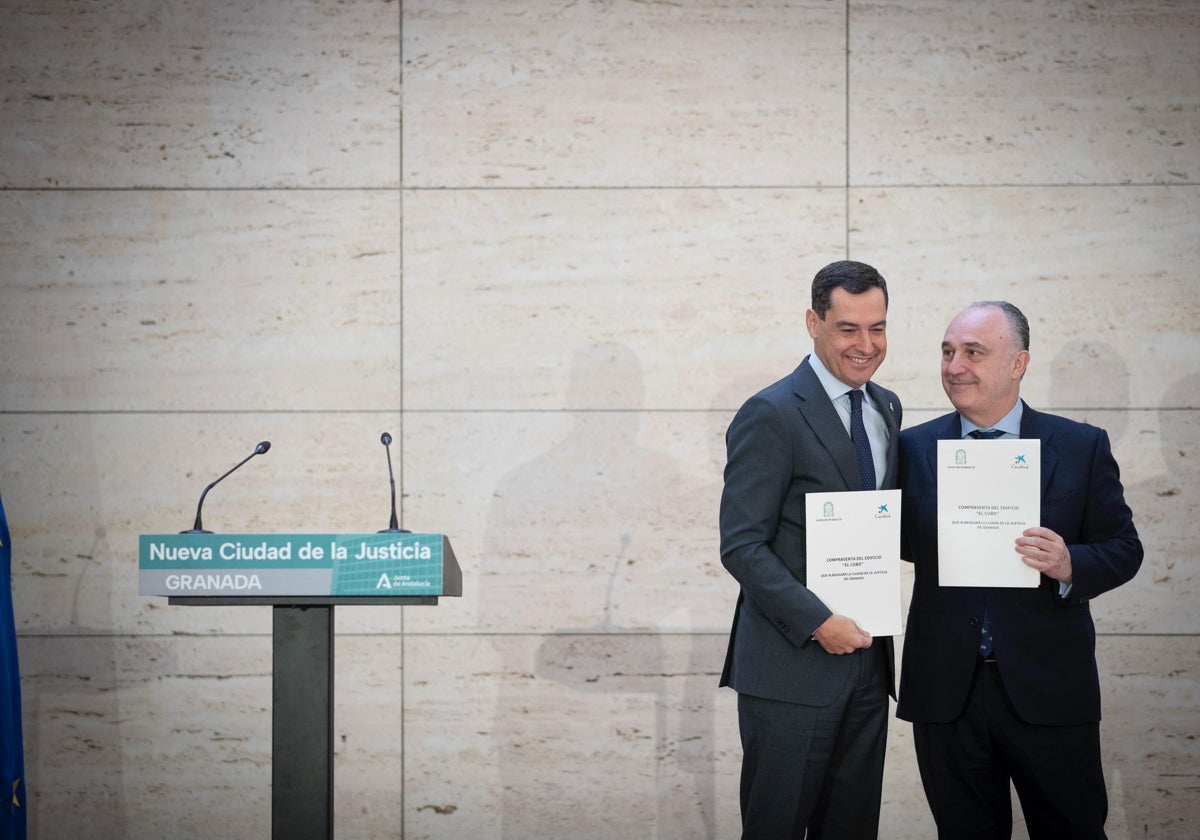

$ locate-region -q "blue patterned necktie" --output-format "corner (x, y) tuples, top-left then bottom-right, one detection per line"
(848, 389), (876, 491)
(969, 427), (1006, 658)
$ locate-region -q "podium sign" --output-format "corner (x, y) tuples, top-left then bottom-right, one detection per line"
(139, 532), (460, 598)
(146, 530), (461, 839)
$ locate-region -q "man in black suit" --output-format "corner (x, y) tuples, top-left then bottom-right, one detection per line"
(719, 260), (902, 838)
(897, 301), (1142, 839)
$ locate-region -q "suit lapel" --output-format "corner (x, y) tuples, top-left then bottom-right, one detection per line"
(924, 412), (963, 476)
(866, 380), (901, 487)
(792, 357), (860, 490)
(1019, 401), (1059, 494)
(865, 381), (900, 435)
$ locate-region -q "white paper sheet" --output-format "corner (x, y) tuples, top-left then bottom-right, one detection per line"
(937, 438), (1040, 588)
(805, 489), (903, 637)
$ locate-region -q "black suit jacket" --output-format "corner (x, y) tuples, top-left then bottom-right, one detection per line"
(719, 357), (902, 705)
(896, 402), (1143, 726)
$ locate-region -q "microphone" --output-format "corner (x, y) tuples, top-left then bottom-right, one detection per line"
(379, 432), (409, 533)
(181, 441), (271, 534)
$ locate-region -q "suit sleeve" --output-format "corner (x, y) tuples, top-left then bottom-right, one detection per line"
(1059, 428), (1143, 604)
(719, 394), (832, 641)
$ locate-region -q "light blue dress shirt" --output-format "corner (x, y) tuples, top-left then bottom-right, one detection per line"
(959, 400), (1022, 440)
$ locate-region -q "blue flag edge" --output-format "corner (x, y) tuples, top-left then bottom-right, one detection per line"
(0, 491), (27, 839)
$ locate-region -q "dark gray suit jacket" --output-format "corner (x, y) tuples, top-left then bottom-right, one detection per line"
(719, 356), (902, 705)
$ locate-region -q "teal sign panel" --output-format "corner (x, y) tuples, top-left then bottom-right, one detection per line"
(139, 533), (446, 597)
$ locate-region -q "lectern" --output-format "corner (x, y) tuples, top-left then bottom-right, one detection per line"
(138, 532), (462, 839)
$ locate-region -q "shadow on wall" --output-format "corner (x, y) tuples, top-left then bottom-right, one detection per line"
(1048, 339), (1131, 439)
(482, 342), (730, 839)
(1108, 371), (1200, 837)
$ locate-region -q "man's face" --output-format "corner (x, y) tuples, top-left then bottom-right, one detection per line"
(941, 306), (1029, 426)
(806, 286), (888, 389)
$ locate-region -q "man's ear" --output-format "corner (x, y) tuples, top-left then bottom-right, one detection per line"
(805, 308), (819, 339)
(1012, 349), (1031, 380)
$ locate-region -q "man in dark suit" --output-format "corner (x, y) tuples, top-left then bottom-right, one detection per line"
(719, 260), (902, 839)
(897, 301), (1142, 839)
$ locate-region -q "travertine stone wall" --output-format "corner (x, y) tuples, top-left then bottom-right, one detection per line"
(1, 2), (1196, 838)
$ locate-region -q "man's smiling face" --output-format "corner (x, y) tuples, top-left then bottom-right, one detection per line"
(941, 305), (1029, 427)
(806, 286), (888, 389)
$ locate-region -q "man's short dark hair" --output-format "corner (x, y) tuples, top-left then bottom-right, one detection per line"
(970, 300), (1031, 351)
(811, 260), (889, 319)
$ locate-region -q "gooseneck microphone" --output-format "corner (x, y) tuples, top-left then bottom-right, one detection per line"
(379, 432), (409, 533)
(181, 441), (271, 534)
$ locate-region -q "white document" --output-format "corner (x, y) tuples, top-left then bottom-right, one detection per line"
(805, 489), (903, 637)
(937, 438), (1040, 588)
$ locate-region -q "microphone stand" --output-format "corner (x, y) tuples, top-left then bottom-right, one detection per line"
(379, 432), (410, 533)
(181, 441), (270, 534)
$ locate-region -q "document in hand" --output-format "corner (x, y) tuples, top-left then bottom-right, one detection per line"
(805, 489), (903, 636)
(936, 438), (1040, 588)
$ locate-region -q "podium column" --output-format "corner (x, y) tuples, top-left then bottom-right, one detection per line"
(272, 605), (335, 839)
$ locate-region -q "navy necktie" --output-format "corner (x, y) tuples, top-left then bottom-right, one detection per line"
(969, 429), (1005, 440)
(968, 427), (1006, 658)
(848, 389), (876, 491)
